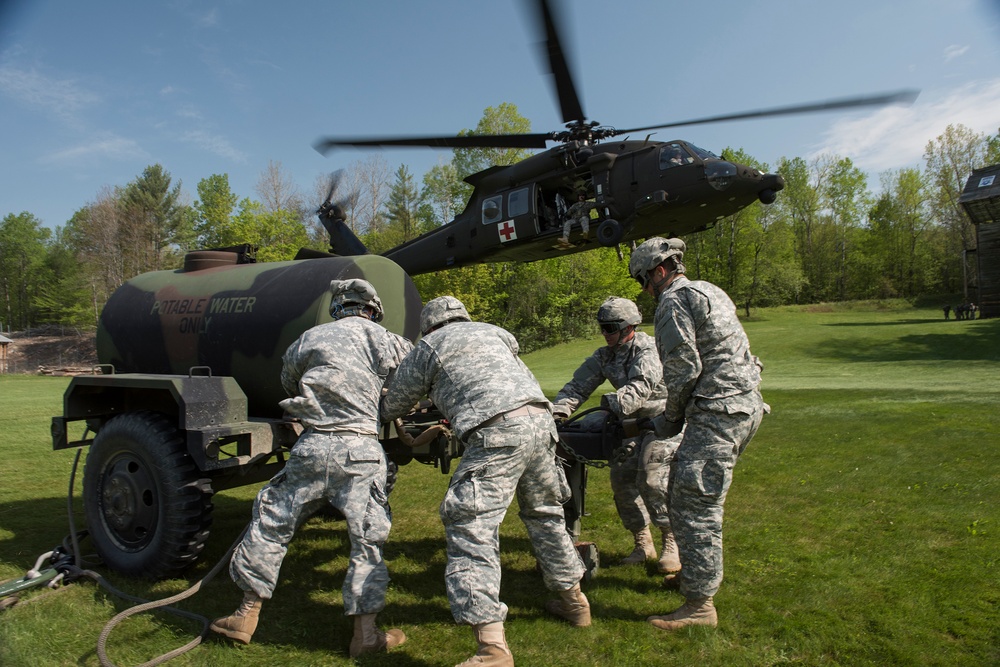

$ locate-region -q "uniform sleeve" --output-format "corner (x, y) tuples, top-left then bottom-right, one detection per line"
(656, 290), (707, 422)
(381, 341), (435, 423)
(498, 327), (520, 356)
(613, 343), (661, 417)
(378, 331), (414, 376)
(280, 336), (307, 397)
(553, 353), (605, 415)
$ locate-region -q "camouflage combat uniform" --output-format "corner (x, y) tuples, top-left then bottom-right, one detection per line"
(562, 199), (597, 240)
(229, 316), (412, 615)
(382, 320), (585, 625)
(552, 331), (678, 535)
(652, 275), (767, 599)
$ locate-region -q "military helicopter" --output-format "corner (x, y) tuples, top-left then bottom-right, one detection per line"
(314, 0), (917, 277)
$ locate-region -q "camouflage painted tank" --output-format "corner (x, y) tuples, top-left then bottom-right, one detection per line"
(97, 251), (422, 417)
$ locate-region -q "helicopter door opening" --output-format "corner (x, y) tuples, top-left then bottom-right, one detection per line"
(484, 186), (544, 245)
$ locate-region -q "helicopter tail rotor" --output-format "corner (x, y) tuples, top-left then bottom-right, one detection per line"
(316, 170), (368, 257)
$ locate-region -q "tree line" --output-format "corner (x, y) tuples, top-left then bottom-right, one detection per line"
(1, 104), (997, 352)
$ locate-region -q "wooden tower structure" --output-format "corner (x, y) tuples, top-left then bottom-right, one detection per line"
(959, 164), (1000, 319)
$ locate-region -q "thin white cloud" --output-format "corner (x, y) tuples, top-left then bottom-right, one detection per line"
(808, 79), (1000, 171)
(197, 9), (219, 28)
(944, 44), (970, 62)
(40, 133), (147, 165)
(179, 129), (247, 162)
(0, 63), (99, 119)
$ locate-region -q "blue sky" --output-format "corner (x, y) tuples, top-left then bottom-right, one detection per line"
(2, 0), (999, 230)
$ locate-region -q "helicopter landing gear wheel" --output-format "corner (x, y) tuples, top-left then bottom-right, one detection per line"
(83, 411), (213, 579)
(596, 218), (623, 247)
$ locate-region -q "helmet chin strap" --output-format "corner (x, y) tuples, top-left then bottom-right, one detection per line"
(616, 326), (636, 347)
(649, 264), (678, 298)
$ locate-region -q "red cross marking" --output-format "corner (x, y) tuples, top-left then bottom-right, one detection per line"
(498, 220), (517, 242)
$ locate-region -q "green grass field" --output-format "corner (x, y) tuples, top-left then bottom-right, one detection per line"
(1, 302), (998, 666)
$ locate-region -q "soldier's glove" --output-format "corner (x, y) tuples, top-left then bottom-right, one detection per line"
(552, 407), (571, 425)
(651, 415), (684, 438)
(599, 392), (622, 418)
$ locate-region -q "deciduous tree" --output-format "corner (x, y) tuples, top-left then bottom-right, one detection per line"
(0, 212), (52, 329)
(194, 173), (238, 248)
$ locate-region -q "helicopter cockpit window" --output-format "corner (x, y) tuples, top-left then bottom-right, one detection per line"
(508, 188), (530, 218)
(482, 195), (503, 224)
(688, 144), (720, 160)
(659, 143), (694, 170)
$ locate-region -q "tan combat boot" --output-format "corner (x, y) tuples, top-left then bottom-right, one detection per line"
(619, 526), (656, 565)
(647, 596), (718, 631)
(544, 582), (591, 627)
(657, 528), (682, 574)
(349, 613), (407, 657)
(455, 622), (514, 667)
(210, 590), (262, 644)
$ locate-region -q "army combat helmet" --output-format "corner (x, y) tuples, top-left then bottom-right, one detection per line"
(420, 295), (471, 335)
(597, 296), (642, 335)
(329, 278), (384, 322)
(629, 237), (686, 290)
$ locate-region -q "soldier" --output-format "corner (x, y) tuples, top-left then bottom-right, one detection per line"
(629, 238), (768, 631)
(559, 193), (597, 247)
(943, 304), (951, 320)
(381, 296), (589, 667)
(551, 296), (681, 575)
(211, 279), (412, 657)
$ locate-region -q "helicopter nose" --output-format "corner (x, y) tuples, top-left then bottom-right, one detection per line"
(757, 173), (785, 205)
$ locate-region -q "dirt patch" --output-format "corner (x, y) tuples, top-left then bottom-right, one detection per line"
(1, 328), (98, 375)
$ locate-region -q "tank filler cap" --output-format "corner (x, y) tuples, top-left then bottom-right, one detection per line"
(183, 251), (239, 272)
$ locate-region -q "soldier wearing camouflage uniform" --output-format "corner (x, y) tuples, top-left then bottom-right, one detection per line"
(629, 238), (768, 631)
(212, 279), (412, 658)
(552, 297), (681, 574)
(559, 193), (597, 246)
(381, 296), (589, 667)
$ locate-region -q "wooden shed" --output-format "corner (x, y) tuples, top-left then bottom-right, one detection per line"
(0, 334), (10, 374)
(959, 164), (1000, 319)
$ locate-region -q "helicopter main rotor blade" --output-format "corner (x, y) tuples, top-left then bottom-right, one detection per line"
(613, 89), (920, 136)
(314, 132), (552, 154)
(534, 0), (586, 125)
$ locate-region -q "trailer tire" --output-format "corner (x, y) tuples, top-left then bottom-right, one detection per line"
(83, 411), (213, 578)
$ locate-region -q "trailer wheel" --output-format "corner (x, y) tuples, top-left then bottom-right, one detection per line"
(83, 411), (213, 578)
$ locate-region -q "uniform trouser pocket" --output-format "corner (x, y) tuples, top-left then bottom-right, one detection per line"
(444, 563), (507, 625)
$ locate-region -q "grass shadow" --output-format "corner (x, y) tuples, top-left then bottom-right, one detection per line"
(823, 318), (946, 326)
(814, 319), (1000, 362)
